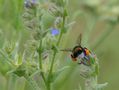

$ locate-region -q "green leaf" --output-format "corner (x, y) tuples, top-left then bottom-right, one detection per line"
(90, 56), (95, 65)
(13, 69), (26, 77)
(63, 8), (68, 17)
(51, 66), (70, 82)
(95, 63), (99, 75)
(17, 54), (23, 65)
(13, 65), (26, 77)
(96, 82), (108, 89)
(52, 44), (58, 52)
(42, 29), (50, 38)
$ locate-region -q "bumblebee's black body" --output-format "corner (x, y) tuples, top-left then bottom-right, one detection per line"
(61, 34), (95, 66)
(71, 46), (84, 58)
(71, 45), (92, 66)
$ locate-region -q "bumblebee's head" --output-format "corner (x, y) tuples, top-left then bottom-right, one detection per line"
(72, 46), (84, 58)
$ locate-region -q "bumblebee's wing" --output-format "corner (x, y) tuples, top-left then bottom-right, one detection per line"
(76, 33), (82, 46)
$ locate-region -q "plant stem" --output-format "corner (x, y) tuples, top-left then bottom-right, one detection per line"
(47, 30), (63, 90)
(47, 17), (65, 82)
(47, 10), (66, 90)
(47, 48), (57, 89)
(38, 39), (47, 86)
(25, 76), (40, 90)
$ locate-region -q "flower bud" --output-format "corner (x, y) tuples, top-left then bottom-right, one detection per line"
(24, 0), (38, 9)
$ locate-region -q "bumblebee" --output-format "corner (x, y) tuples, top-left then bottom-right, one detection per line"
(61, 34), (94, 66)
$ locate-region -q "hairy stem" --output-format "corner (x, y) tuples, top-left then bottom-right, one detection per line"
(38, 39), (47, 86)
(25, 76), (40, 90)
(47, 10), (66, 90)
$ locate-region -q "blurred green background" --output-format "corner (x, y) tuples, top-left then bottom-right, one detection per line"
(0, 0), (119, 90)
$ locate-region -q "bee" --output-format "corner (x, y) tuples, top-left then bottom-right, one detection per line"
(61, 34), (95, 66)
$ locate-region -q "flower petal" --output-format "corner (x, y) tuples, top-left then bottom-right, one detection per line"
(51, 28), (59, 36)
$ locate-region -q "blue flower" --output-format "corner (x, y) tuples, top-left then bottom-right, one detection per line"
(51, 28), (59, 36)
(32, 0), (37, 4)
(24, 0), (37, 8)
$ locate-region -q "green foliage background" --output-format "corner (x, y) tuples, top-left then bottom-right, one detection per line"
(0, 0), (119, 90)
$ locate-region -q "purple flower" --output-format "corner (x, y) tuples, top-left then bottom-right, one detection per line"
(24, 0), (37, 8)
(31, 0), (37, 4)
(51, 28), (59, 36)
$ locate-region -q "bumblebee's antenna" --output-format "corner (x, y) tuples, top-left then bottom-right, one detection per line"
(60, 49), (72, 52)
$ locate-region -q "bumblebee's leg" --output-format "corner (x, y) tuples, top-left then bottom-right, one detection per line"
(84, 56), (91, 66)
(88, 59), (91, 65)
(79, 59), (90, 66)
(78, 61), (83, 65)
